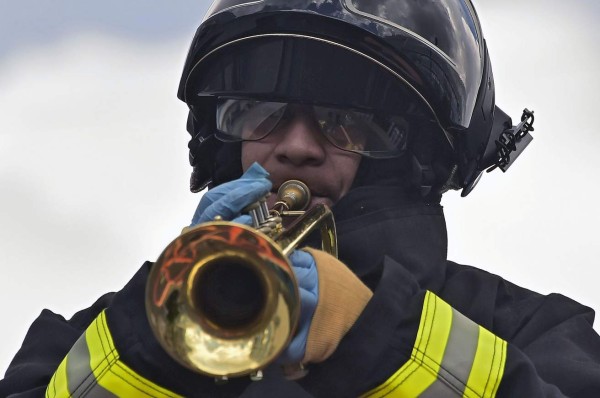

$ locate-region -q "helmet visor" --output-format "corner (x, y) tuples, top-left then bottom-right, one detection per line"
(194, 0), (484, 129)
(185, 35), (450, 152)
(216, 98), (409, 158)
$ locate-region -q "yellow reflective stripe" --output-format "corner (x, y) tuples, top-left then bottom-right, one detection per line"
(362, 291), (508, 398)
(86, 309), (118, 384)
(361, 291), (453, 397)
(463, 327), (507, 398)
(46, 310), (183, 398)
(46, 355), (69, 398)
(88, 310), (183, 397)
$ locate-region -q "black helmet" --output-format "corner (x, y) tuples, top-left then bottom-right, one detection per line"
(178, 0), (534, 196)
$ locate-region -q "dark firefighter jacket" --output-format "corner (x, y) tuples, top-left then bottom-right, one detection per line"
(2, 185), (600, 397)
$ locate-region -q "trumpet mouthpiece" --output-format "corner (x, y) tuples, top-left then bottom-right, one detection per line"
(276, 180), (311, 211)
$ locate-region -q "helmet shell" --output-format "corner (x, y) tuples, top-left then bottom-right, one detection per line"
(179, 0), (510, 194)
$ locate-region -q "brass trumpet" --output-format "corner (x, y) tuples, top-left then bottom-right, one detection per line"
(145, 180), (337, 379)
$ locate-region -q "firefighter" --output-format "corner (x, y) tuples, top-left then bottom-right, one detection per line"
(2, 0), (600, 397)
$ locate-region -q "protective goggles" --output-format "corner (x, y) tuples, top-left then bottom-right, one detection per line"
(215, 98), (408, 158)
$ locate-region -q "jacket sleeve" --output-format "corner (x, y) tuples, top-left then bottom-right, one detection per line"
(0, 262), (250, 398)
(298, 256), (600, 397)
(0, 293), (113, 397)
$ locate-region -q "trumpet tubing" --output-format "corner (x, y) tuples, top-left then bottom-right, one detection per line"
(145, 180), (337, 378)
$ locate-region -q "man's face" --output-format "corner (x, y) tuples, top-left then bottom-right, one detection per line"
(241, 105), (362, 209)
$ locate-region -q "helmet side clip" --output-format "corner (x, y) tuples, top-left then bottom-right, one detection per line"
(461, 108), (535, 197)
(486, 108), (535, 173)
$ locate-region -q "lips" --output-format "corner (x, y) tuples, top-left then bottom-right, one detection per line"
(308, 195), (333, 208)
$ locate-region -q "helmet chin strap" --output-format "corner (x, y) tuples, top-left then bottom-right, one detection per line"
(410, 155), (436, 198)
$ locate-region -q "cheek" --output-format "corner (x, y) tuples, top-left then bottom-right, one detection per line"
(241, 141), (269, 171)
(330, 151), (362, 194)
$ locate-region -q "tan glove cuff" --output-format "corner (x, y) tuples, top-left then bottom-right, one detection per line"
(302, 247), (373, 364)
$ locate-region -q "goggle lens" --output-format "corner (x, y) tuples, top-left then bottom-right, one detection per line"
(215, 98), (408, 158)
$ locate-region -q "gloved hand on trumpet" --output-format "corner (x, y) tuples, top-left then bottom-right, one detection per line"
(164, 162), (372, 378)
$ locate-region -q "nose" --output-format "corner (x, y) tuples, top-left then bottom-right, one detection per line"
(272, 109), (327, 166)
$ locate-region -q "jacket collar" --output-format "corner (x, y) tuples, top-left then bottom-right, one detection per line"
(331, 186), (448, 291)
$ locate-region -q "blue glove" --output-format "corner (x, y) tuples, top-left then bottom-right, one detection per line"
(191, 163), (319, 363)
(280, 250), (319, 363)
(190, 162), (272, 227)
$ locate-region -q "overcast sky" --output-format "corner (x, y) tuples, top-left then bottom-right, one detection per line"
(1, 0), (599, 375)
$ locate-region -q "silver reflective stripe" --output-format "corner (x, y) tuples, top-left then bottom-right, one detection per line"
(419, 309), (480, 397)
(66, 333), (118, 397)
(441, 309), (480, 389)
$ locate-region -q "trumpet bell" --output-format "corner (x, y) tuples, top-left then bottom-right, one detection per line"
(145, 222), (300, 377)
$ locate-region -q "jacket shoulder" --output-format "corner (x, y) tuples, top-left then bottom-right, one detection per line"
(443, 260), (595, 339)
